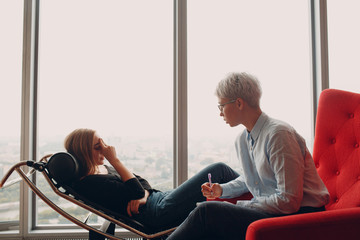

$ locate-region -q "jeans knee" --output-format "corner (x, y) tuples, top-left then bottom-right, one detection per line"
(190, 202), (226, 232)
(208, 162), (229, 172)
(195, 202), (223, 219)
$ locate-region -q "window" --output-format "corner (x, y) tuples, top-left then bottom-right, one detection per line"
(327, 0), (360, 93)
(37, 0), (173, 225)
(0, 0), (23, 229)
(1, 0), (336, 238)
(187, 0), (313, 177)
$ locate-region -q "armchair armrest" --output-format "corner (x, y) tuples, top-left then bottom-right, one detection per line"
(246, 207), (360, 240)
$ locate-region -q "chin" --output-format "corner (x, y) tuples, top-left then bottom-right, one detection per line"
(228, 122), (239, 127)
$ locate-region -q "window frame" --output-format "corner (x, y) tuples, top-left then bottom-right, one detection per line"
(0, 0), (331, 238)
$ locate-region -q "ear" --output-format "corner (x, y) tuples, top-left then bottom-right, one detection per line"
(236, 98), (244, 109)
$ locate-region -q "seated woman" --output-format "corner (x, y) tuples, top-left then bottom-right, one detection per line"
(64, 128), (239, 231)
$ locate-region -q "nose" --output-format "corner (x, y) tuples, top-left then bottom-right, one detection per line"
(219, 111), (224, 117)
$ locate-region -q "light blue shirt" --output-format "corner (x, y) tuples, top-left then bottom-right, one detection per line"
(220, 112), (329, 214)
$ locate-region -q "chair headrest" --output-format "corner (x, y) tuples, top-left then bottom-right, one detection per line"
(47, 152), (79, 185)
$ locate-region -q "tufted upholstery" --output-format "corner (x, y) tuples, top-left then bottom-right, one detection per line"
(243, 89), (360, 240)
(313, 89), (360, 210)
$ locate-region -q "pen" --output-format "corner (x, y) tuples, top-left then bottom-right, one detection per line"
(208, 173), (212, 187)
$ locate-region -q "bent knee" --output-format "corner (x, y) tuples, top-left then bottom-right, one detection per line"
(207, 162), (229, 171)
(195, 201), (228, 217)
(191, 202), (233, 230)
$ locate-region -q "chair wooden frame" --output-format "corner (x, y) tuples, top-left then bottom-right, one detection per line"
(0, 160), (175, 240)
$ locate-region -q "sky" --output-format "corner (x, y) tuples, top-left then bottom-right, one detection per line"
(1, 0), (360, 146)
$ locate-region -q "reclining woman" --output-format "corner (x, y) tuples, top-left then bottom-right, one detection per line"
(64, 128), (239, 231)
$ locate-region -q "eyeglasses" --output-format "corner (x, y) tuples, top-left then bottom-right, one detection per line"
(218, 99), (236, 112)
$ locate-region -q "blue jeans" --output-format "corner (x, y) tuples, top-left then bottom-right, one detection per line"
(133, 162), (239, 230)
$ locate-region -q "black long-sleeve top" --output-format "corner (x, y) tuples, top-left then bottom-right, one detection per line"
(73, 165), (155, 216)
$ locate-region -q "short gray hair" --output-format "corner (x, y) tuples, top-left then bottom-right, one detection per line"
(215, 72), (262, 108)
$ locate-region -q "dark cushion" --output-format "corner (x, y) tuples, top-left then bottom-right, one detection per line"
(47, 152), (79, 185)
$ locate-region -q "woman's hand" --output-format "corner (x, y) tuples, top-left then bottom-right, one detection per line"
(201, 182), (222, 199)
(99, 138), (134, 182)
(127, 190), (149, 217)
(99, 138), (118, 164)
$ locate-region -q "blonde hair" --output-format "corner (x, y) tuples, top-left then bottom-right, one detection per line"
(64, 128), (96, 178)
(216, 72), (262, 108)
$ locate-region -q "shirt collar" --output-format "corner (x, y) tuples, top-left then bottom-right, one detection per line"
(247, 112), (268, 143)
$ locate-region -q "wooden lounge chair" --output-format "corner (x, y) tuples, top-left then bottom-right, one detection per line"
(0, 152), (175, 240)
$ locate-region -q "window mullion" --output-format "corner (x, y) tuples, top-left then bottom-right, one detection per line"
(20, 0), (39, 236)
(309, 0), (329, 137)
(174, 0), (188, 187)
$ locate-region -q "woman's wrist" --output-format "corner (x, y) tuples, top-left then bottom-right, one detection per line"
(111, 158), (135, 181)
(108, 157), (121, 166)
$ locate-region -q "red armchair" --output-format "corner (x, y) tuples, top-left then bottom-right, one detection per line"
(214, 89), (360, 239)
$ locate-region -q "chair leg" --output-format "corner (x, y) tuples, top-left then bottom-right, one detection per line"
(89, 220), (116, 240)
(89, 230), (106, 240)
